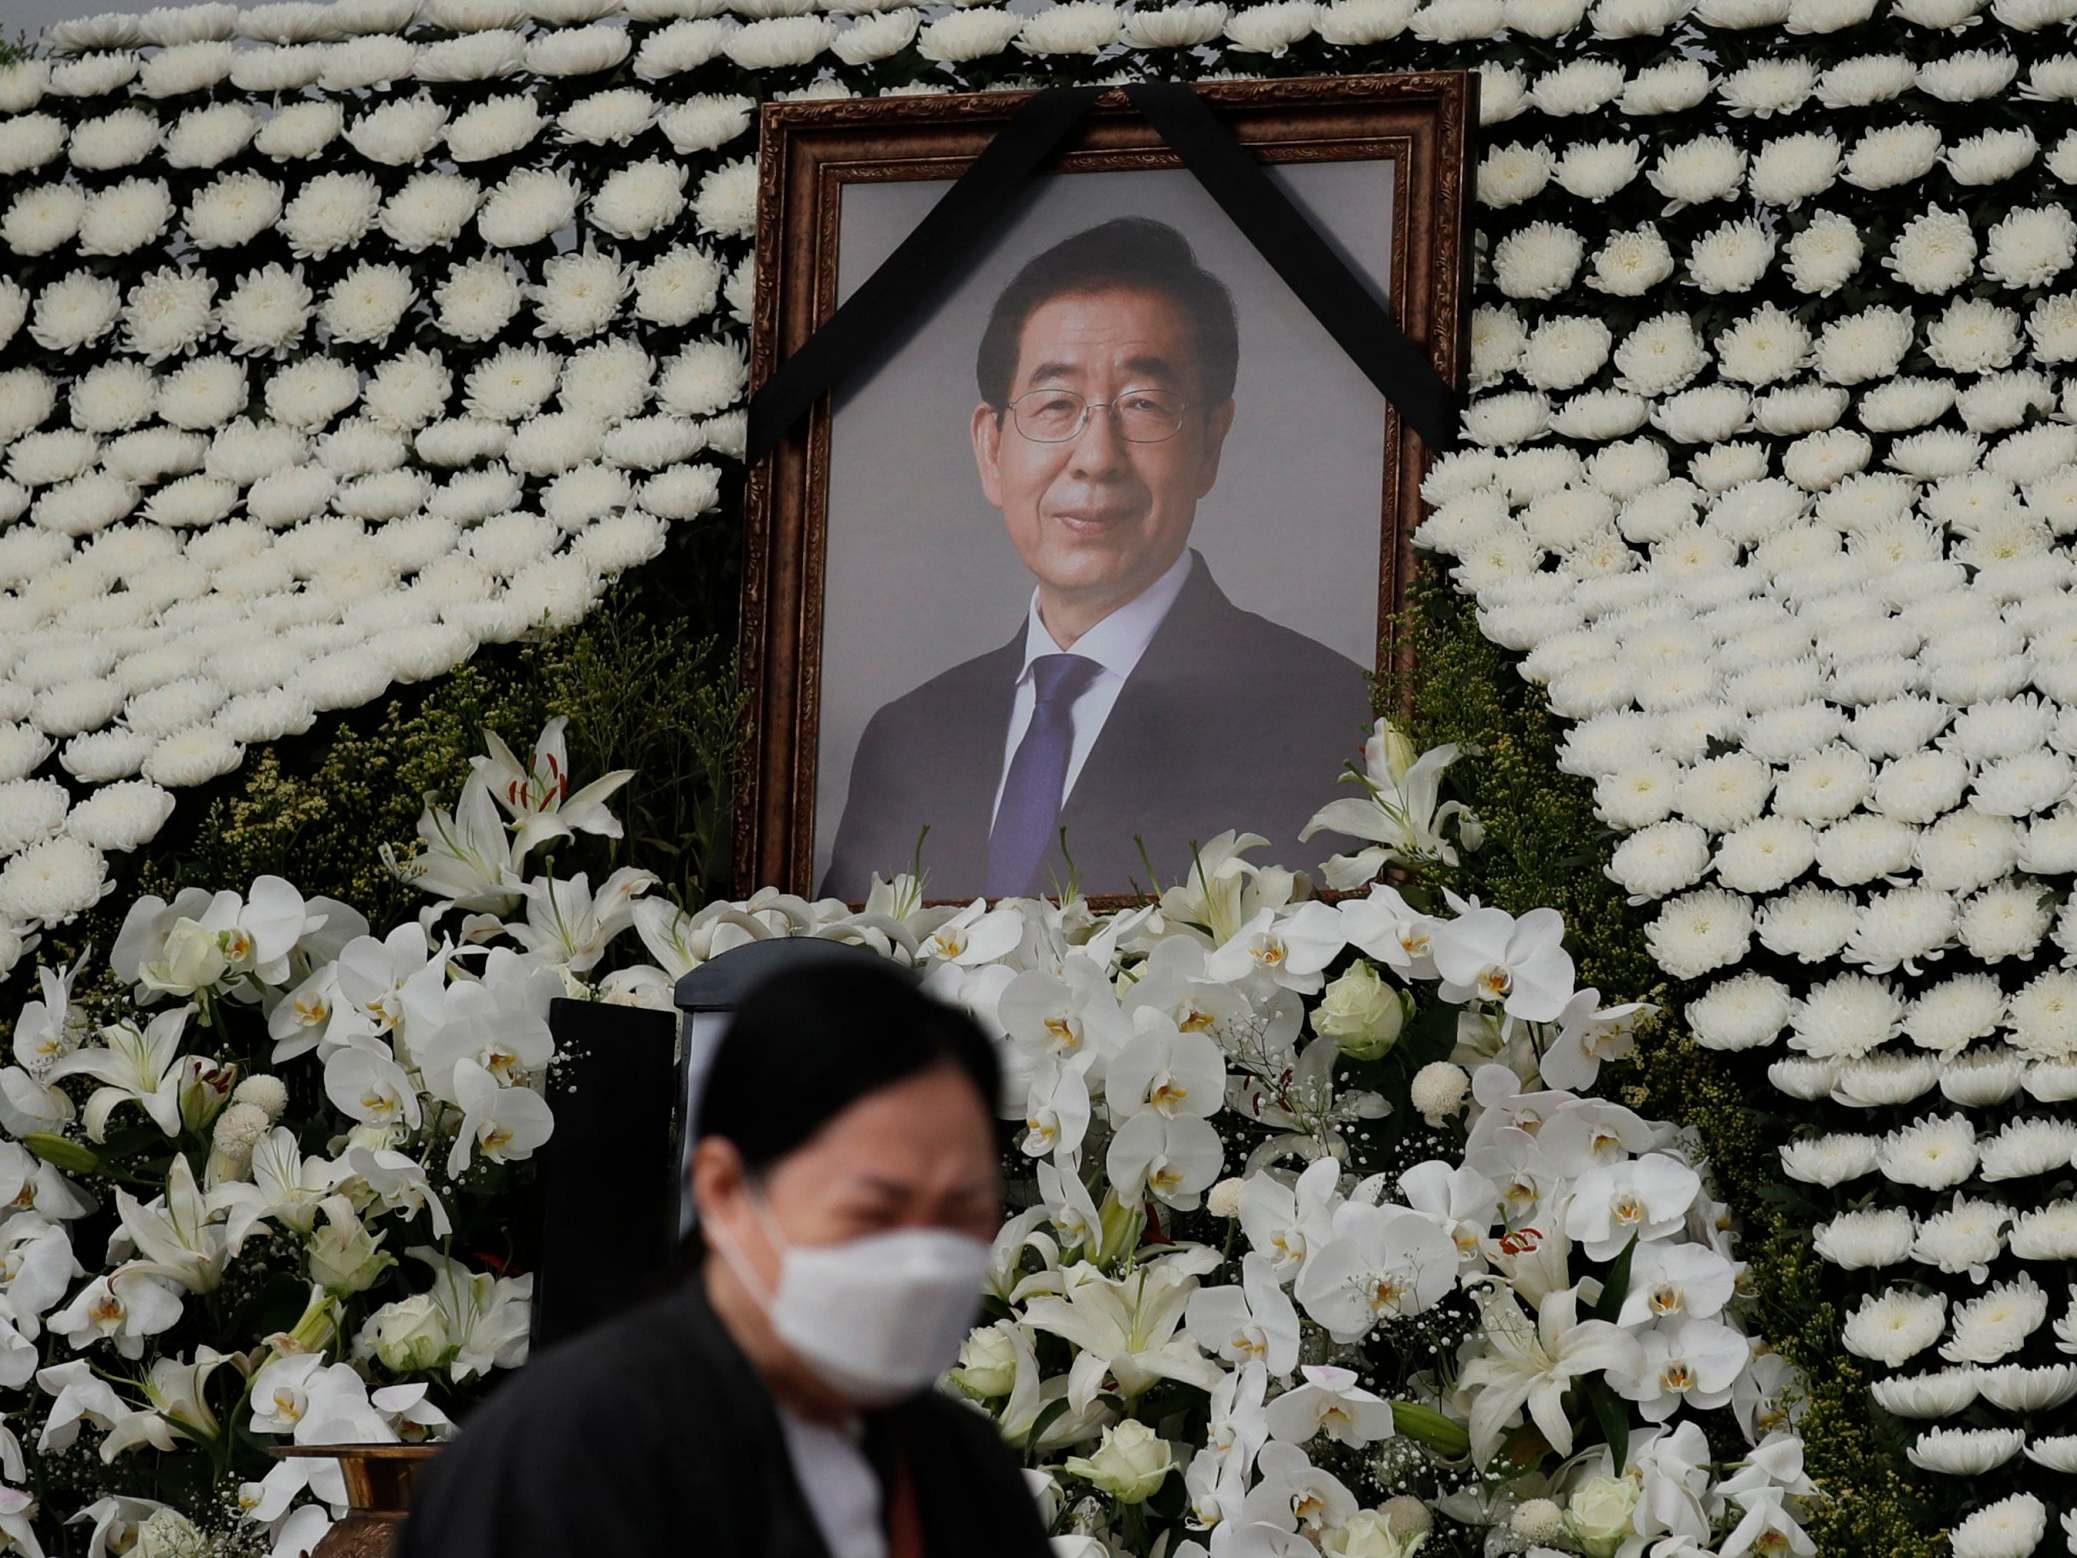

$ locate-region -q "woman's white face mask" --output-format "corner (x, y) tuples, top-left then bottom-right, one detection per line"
(710, 1187), (991, 1408)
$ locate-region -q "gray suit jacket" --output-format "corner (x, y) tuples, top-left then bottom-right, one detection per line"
(820, 553), (1371, 900)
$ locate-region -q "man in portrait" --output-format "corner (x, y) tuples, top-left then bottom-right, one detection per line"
(819, 216), (1372, 902)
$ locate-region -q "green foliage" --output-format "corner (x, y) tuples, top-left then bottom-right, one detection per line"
(1388, 570), (1945, 1556)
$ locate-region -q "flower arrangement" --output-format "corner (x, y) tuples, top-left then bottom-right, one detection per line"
(0, 711), (1806, 1558)
(0, 717), (657, 1558)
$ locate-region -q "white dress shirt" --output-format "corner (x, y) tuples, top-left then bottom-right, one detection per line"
(777, 1406), (886, 1558)
(989, 548), (1194, 830)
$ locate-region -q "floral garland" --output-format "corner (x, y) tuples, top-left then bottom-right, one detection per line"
(0, 712), (1809, 1558)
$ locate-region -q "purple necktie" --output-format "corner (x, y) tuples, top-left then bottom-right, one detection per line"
(985, 654), (1102, 899)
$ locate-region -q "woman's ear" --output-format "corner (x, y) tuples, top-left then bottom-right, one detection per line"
(690, 1136), (745, 1230)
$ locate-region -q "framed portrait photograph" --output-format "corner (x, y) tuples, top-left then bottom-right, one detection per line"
(739, 75), (1475, 906)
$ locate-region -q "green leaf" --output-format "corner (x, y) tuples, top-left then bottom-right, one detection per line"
(1579, 1376), (1632, 1464)
(1023, 1396), (1070, 1461)
(1593, 1233), (1640, 1324)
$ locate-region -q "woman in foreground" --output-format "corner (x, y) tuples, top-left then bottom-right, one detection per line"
(397, 958), (1051, 1558)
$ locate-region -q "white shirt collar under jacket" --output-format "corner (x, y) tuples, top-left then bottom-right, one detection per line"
(776, 1406), (887, 1558)
(991, 547), (1194, 830)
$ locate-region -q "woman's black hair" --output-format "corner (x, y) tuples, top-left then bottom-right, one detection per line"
(694, 957), (1003, 1177)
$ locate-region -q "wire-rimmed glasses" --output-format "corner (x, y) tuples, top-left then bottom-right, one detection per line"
(1002, 387), (1191, 444)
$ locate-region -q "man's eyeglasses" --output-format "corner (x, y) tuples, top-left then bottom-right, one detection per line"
(1002, 388), (1191, 444)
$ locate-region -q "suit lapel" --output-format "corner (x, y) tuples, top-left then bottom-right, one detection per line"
(926, 631), (1024, 889)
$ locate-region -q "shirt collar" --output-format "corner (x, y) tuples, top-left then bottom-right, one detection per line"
(1017, 547), (1194, 684)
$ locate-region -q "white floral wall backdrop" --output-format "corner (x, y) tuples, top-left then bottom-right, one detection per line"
(4, 0), (2077, 1548)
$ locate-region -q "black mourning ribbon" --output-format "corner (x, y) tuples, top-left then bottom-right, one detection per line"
(744, 81), (1461, 466)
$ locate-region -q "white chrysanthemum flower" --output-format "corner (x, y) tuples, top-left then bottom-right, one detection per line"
(1813, 1207), (1912, 1268)
(64, 779), (175, 853)
(1747, 131), (1840, 206)
(1926, 297), (2023, 374)
(1947, 1492), (2048, 1558)
(320, 262), (415, 348)
(1912, 1195), (2011, 1279)
(1783, 210), (1863, 295)
(0, 779), (71, 853)
(0, 113), (64, 179)
(77, 178), (174, 258)
(1757, 886), (1858, 961)
(185, 171), (285, 251)
(435, 258), (526, 344)
(1687, 217), (1775, 293)
(0, 835), (107, 926)
(1685, 971), (1792, 1050)
(1788, 972), (1903, 1059)
(1883, 206), (1978, 294)
(1713, 816), (1816, 892)
(464, 346), (562, 423)
(1982, 206), (2077, 289)
(1645, 887), (1754, 979)
(1476, 142), (1553, 209)
(1845, 884), (1958, 973)
(217, 264), (313, 357)
(1834, 1052), (1941, 1106)
(253, 99), (343, 161)
(1943, 1050), (2025, 1107)
(1976, 749), (2076, 816)
(591, 159), (688, 243)
(379, 172), (481, 254)
(640, 465), (723, 521)
(1648, 135), (1746, 213)
(690, 158), (759, 242)
(28, 275), (121, 355)
(2011, 1203), (2077, 1261)
(117, 267), (214, 364)
(1875, 1111), (1978, 1190)
(1900, 975), (2007, 1058)
(1908, 1426), (2024, 1475)
(1841, 1286), (1945, 1366)
(478, 167), (582, 249)
(1870, 1369), (1979, 1418)
(67, 106), (158, 171)
(531, 249), (627, 341)
(1942, 1273), (2049, 1364)
(634, 17), (739, 77)
(2, 183), (86, 257)
(1957, 881), (2051, 962)
(1605, 819), (1710, 900)
(2008, 967), (2077, 1058)
(1780, 1131), (1878, 1186)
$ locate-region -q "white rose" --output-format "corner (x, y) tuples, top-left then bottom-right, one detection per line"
(947, 1322), (1017, 1398)
(139, 917), (229, 995)
(134, 1510), (208, 1558)
(309, 1214), (396, 1292)
(1323, 1511), (1424, 1557)
(361, 1292), (454, 1372)
(1311, 960), (1409, 1059)
(1064, 1421), (1173, 1503)
(1564, 1475), (1641, 1558)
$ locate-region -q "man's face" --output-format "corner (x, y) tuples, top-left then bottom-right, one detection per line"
(971, 287), (1235, 627)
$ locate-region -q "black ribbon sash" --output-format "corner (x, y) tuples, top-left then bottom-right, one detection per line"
(744, 80), (1460, 466)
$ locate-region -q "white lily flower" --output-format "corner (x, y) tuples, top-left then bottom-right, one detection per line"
(1262, 1363), (1395, 1448)
(209, 1129), (351, 1253)
(66, 1495), (172, 1557)
(445, 1057), (554, 1177)
(1155, 831), (1302, 948)
(114, 1154), (227, 1292)
(504, 866), (656, 974)
(1300, 718), (1479, 886)
(1457, 1282), (1641, 1462)
(407, 1247), (532, 1381)
(472, 715), (634, 864)
(995, 1319), (1112, 1450)
(138, 1344), (247, 1443)
(0, 950), (88, 1134)
(383, 773), (525, 920)
(1021, 1251), (1227, 1411)
(1186, 1253), (1302, 1377)
(46, 1007), (193, 1141)
(630, 897), (767, 981)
